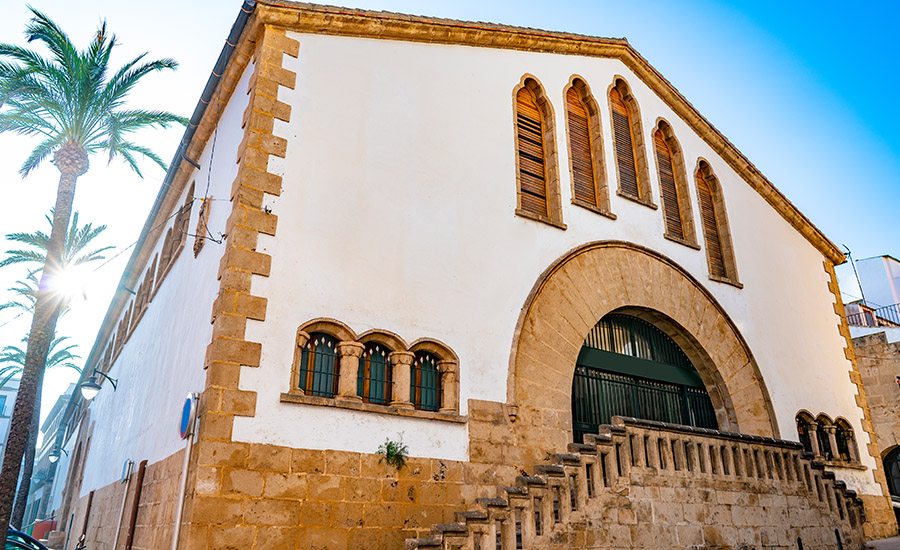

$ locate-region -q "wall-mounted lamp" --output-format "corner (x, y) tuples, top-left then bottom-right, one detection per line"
(80, 369), (118, 401)
(48, 444), (68, 464)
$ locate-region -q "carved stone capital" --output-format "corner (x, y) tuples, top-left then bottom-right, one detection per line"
(295, 330), (310, 349)
(337, 341), (365, 358)
(388, 351), (415, 366)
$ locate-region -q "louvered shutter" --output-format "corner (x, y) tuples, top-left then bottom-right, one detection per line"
(697, 174), (727, 278)
(654, 129), (684, 239)
(610, 88), (639, 198)
(516, 87), (548, 216)
(566, 88), (596, 206)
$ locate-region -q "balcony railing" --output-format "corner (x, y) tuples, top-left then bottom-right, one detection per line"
(846, 303), (900, 328)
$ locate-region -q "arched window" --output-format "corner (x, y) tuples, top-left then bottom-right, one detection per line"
(816, 416), (833, 461)
(410, 351), (441, 411)
(357, 342), (392, 405)
(572, 313), (717, 442)
(653, 121), (696, 246)
(695, 161), (739, 285)
(299, 332), (340, 397)
(514, 76), (564, 228)
(834, 419), (856, 462)
(565, 77), (611, 216)
(796, 412), (814, 454)
(609, 78), (652, 206)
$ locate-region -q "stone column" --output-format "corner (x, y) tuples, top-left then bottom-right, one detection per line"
(292, 330), (310, 395)
(389, 351), (415, 409)
(336, 341), (364, 402)
(438, 360), (459, 415)
(807, 422), (821, 457)
(825, 425), (839, 461)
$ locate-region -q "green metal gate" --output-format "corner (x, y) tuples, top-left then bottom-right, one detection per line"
(572, 314), (718, 442)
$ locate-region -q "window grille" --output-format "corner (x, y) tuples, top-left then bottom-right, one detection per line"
(410, 351), (441, 411)
(835, 423), (853, 462)
(796, 417), (813, 454)
(816, 420), (833, 460)
(357, 342), (392, 405)
(299, 332), (339, 397)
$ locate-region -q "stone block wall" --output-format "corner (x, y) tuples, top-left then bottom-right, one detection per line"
(854, 331), (900, 453)
(66, 449), (184, 550)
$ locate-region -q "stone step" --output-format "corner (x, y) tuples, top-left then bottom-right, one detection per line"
(568, 442), (597, 455)
(501, 485), (529, 499)
(551, 452), (582, 465)
(516, 475), (547, 487)
(433, 523), (468, 537)
(405, 537), (442, 550)
(534, 464), (565, 477)
(456, 510), (488, 523)
(476, 497), (508, 509)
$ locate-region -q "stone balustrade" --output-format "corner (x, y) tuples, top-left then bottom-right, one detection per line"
(407, 416), (866, 550)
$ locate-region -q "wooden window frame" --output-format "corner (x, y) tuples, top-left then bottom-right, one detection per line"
(695, 160), (741, 287)
(513, 75), (566, 230)
(607, 77), (655, 209)
(564, 76), (614, 220)
(652, 119), (698, 249)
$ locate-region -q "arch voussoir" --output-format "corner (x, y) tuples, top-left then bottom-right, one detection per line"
(508, 241), (779, 444)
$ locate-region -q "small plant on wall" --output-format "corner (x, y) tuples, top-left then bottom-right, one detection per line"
(377, 434), (409, 471)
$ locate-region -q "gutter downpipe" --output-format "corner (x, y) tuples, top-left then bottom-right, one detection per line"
(51, 0), (258, 514)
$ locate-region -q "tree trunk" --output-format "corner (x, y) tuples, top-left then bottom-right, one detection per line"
(11, 382), (42, 528)
(0, 146), (84, 535)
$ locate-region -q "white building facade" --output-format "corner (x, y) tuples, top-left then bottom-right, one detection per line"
(46, 3), (896, 549)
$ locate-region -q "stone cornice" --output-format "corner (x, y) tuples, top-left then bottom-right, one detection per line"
(252, 1), (844, 264)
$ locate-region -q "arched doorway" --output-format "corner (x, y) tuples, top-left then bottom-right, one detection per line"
(572, 312), (717, 442)
(507, 241), (779, 453)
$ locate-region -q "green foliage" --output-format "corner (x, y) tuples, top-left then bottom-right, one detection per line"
(0, 7), (188, 177)
(376, 435), (409, 471)
(0, 336), (81, 389)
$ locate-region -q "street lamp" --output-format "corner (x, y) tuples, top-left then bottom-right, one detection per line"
(48, 444), (68, 463)
(79, 369), (118, 401)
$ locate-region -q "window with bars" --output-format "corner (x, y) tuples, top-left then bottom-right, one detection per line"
(357, 342), (392, 405)
(298, 332), (340, 397)
(796, 415), (813, 454)
(696, 161), (738, 284)
(835, 421), (855, 462)
(410, 351), (441, 411)
(816, 419), (833, 461)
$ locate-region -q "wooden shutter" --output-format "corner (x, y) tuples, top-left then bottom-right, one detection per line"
(654, 129), (683, 239)
(610, 88), (639, 198)
(697, 173), (727, 278)
(516, 87), (548, 216)
(566, 87), (596, 206)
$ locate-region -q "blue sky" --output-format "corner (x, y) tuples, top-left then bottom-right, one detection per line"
(0, 0), (897, 418)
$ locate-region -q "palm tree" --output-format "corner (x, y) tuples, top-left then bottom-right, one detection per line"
(0, 338), (80, 528)
(0, 9), (186, 531)
(0, 212), (109, 527)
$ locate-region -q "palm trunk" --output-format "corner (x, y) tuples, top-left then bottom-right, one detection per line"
(0, 154), (81, 536)
(11, 383), (42, 528)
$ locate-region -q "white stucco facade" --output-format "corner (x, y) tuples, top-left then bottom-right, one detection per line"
(75, 62), (254, 494)
(216, 33), (880, 493)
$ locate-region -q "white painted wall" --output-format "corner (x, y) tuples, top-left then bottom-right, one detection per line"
(231, 33), (878, 494)
(75, 62), (254, 494)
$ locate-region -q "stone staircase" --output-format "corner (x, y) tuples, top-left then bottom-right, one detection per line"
(406, 416), (866, 550)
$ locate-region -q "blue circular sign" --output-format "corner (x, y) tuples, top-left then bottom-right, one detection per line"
(180, 393), (196, 439)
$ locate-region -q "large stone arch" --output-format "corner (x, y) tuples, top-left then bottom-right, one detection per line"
(507, 240), (778, 442)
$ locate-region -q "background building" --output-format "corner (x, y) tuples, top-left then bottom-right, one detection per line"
(41, 2), (896, 548)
